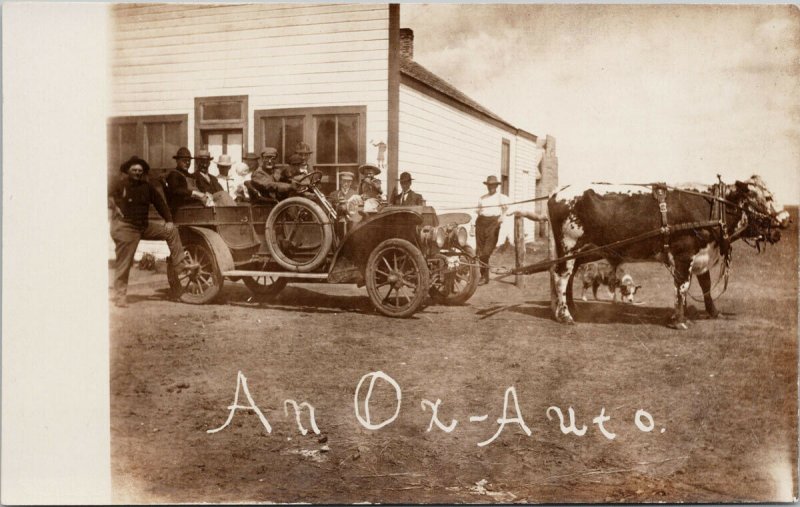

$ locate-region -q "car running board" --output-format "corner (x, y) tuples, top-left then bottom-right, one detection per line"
(223, 270), (329, 279)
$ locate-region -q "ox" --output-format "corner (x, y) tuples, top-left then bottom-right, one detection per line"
(547, 175), (789, 329)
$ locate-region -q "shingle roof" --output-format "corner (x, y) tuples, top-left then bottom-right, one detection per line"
(400, 57), (524, 134)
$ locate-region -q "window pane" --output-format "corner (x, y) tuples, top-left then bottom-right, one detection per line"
(203, 102), (241, 121)
(119, 123), (137, 163)
(284, 117), (304, 164)
(163, 122), (182, 168)
(146, 124), (163, 167)
(263, 118), (283, 160)
(316, 116), (336, 164)
(337, 115), (358, 164)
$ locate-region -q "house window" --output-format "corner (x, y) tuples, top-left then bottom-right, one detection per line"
(195, 95), (248, 175)
(501, 138), (511, 195)
(254, 106), (366, 195)
(108, 114), (188, 181)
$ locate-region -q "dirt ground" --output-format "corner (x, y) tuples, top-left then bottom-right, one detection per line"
(110, 211), (798, 504)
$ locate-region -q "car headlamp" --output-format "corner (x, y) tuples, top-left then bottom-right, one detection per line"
(456, 226), (468, 247)
(435, 227), (446, 248)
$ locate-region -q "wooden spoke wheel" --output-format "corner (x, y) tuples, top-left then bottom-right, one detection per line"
(265, 197), (333, 273)
(243, 275), (287, 297)
(430, 246), (479, 305)
(168, 237), (224, 304)
(365, 238), (430, 318)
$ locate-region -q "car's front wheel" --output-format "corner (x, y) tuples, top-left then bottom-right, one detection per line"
(430, 246), (480, 305)
(365, 238), (430, 318)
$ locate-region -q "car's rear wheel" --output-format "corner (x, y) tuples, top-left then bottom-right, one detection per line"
(365, 238), (430, 318)
(243, 275), (287, 297)
(430, 246), (479, 305)
(167, 236), (224, 304)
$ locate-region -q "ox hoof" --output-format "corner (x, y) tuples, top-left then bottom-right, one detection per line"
(581, 296), (588, 302)
(685, 305), (698, 319)
(706, 308), (721, 319)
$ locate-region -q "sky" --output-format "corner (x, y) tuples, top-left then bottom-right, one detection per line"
(401, 4), (800, 205)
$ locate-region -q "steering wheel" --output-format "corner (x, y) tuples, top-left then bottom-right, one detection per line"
(293, 170), (323, 190)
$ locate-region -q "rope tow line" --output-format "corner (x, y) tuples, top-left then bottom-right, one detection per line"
(436, 194), (551, 212)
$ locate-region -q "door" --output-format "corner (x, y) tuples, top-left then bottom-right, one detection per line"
(201, 129), (243, 176)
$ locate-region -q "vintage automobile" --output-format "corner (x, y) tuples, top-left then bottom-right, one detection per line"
(166, 171), (479, 318)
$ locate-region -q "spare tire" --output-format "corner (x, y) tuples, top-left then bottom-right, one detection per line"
(265, 196), (334, 272)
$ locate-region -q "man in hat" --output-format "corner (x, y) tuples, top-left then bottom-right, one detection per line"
(165, 146), (209, 215)
(328, 171), (357, 203)
(475, 175), (511, 285)
(109, 156), (187, 307)
(192, 150), (225, 196)
(251, 147), (295, 200)
(358, 163), (383, 200)
(293, 141), (313, 173)
(389, 171), (424, 206)
(215, 154), (238, 200)
(282, 153), (307, 181)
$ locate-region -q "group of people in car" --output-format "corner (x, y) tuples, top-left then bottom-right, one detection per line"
(108, 141), (425, 306)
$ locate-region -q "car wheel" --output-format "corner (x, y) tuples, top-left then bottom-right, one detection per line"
(167, 235), (224, 304)
(243, 275), (288, 298)
(366, 238), (430, 318)
(430, 246), (480, 305)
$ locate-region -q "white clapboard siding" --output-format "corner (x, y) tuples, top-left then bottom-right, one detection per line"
(112, 3), (390, 262)
(399, 84), (526, 245)
(111, 3), (390, 163)
(514, 136), (542, 241)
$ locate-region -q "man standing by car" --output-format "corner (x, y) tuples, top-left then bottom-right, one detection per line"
(165, 146), (209, 215)
(476, 175), (510, 285)
(389, 171), (424, 205)
(109, 156), (186, 307)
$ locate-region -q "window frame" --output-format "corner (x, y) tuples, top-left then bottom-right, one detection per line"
(501, 138), (511, 195)
(107, 113), (189, 178)
(194, 95), (248, 157)
(254, 105), (367, 167)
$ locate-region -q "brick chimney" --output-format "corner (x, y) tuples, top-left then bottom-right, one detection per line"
(399, 28), (414, 60)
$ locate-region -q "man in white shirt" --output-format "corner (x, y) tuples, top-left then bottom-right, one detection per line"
(476, 175), (510, 285)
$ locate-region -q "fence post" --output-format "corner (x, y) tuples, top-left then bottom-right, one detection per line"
(514, 215), (525, 288)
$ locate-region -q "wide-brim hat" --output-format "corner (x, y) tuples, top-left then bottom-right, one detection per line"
(359, 163), (381, 176)
(217, 154), (233, 167)
(287, 153), (305, 165)
(339, 171), (355, 181)
(483, 175), (501, 186)
(195, 150), (213, 160)
(120, 156), (150, 174)
(399, 171), (413, 182)
(294, 141), (313, 154)
(243, 152), (259, 161)
(172, 147), (192, 160)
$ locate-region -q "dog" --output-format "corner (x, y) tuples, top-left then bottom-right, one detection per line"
(577, 261), (641, 304)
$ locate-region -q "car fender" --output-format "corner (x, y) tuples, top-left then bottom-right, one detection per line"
(328, 209), (423, 283)
(179, 225), (236, 273)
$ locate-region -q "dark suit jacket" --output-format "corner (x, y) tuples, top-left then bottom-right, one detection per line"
(390, 189), (424, 206)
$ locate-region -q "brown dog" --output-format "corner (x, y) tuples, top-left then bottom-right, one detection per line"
(577, 261), (641, 304)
